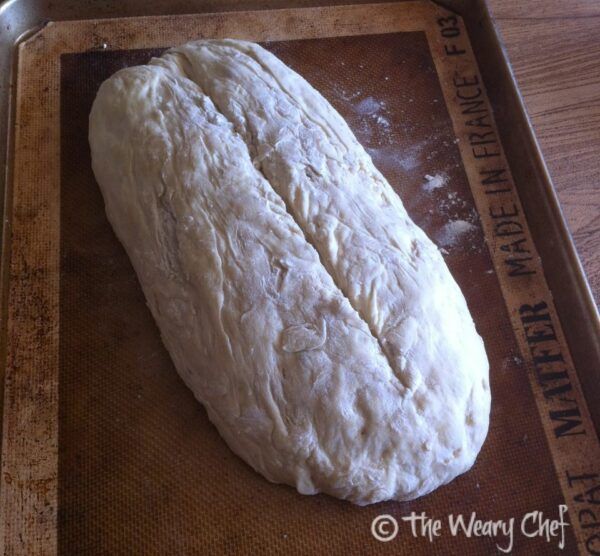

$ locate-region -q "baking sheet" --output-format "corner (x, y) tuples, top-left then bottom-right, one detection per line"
(2, 2), (599, 554)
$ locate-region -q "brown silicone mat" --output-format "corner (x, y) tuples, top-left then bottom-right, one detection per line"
(3, 2), (599, 554)
(59, 36), (567, 554)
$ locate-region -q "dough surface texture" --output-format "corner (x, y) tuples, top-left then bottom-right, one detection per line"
(89, 40), (490, 505)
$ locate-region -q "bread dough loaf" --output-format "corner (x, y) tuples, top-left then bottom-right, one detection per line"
(89, 40), (490, 505)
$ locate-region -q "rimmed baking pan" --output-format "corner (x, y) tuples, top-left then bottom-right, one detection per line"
(0, 1), (599, 554)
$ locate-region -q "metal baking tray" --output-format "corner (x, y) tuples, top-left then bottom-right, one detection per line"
(1, 0), (599, 554)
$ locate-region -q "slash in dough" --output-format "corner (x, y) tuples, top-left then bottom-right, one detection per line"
(89, 40), (490, 505)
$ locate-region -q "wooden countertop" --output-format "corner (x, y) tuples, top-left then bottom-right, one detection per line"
(488, 0), (600, 305)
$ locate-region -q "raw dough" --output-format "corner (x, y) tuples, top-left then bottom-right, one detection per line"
(89, 40), (490, 505)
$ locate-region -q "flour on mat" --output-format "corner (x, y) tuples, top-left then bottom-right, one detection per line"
(436, 220), (477, 248)
(501, 354), (524, 371)
(351, 96), (393, 139)
(422, 173), (448, 192)
(368, 144), (423, 171)
(337, 91), (481, 256)
(373, 114), (391, 129)
(355, 96), (383, 115)
(334, 86), (361, 102)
